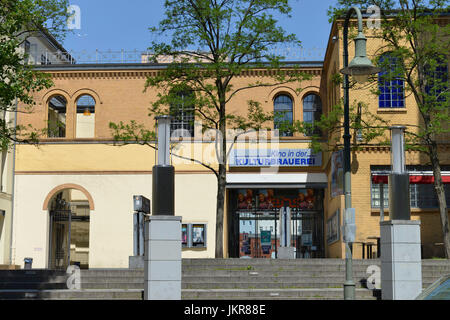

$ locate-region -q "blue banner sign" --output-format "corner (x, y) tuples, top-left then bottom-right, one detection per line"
(229, 149), (322, 167)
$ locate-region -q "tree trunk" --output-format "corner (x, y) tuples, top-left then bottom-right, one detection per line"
(429, 142), (450, 258)
(215, 163), (226, 258)
(215, 91), (227, 258)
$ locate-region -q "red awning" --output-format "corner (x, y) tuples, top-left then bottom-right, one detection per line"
(372, 174), (450, 184)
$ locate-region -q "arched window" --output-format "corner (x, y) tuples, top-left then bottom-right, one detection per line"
(48, 95), (67, 138)
(170, 89), (195, 138)
(302, 94), (322, 136)
(273, 94), (293, 137)
(76, 95), (96, 138)
(378, 53), (405, 108)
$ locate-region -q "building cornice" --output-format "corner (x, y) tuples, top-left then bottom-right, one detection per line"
(33, 62), (323, 79)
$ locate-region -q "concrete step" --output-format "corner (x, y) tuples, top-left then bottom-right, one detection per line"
(0, 270), (68, 278)
(78, 282), (364, 290)
(79, 283), (143, 290)
(0, 275), (68, 282)
(0, 282), (68, 290)
(182, 258), (376, 265)
(182, 282), (364, 289)
(80, 276), (145, 283)
(0, 289), (143, 300)
(0, 288), (380, 300)
(78, 269), (449, 281)
(181, 288), (380, 300)
(1, 259), (447, 300)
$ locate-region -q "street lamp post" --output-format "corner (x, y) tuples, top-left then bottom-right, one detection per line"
(339, 6), (380, 300)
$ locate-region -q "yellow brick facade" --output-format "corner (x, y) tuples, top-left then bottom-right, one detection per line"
(9, 18), (450, 268)
(319, 19), (450, 259)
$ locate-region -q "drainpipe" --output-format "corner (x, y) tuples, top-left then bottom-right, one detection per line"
(9, 98), (18, 265)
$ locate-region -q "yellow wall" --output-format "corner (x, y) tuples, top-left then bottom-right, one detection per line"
(319, 19), (450, 259)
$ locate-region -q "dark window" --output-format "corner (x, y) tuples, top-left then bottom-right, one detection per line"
(170, 90), (195, 138)
(274, 94), (293, 137)
(48, 96), (67, 138)
(24, 40), (30, 64)
(424, 58), (448, 102)
(302, 94), (322, 136)
(41, 54), (51, 65)
(378, 53), (405, 108)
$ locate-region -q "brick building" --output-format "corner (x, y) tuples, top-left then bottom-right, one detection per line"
(7, 16), (450, 269)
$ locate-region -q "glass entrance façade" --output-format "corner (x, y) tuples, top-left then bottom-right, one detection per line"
(228, 188), (325, 258)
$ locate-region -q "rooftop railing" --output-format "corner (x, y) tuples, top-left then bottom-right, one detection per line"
(29, 47), (326, 65)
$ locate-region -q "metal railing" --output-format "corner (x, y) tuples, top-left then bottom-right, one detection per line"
(29, 47), (326, 65)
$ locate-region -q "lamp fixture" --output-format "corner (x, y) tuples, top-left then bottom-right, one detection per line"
(340, 31), (380, 83)
(83, 108), (91, 116)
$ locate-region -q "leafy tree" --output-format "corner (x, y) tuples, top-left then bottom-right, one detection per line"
(301, 1), (450, 257)
(110, 0), (310, 258)
(0, 0), (70, 150)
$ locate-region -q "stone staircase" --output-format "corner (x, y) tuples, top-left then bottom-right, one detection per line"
(0, 259), (449, 300)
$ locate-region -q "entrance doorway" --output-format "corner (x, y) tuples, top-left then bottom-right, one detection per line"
(229, 188), (324, 258)
(48, 190), (90, 270)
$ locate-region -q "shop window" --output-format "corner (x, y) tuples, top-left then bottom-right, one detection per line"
(170, 89), (195, 138)
(233, 188), (324, 259)
(76, 94), (96, 138)
(273, 94), (293, 137)
(371, 166), (450, 208)
(48, 95), (67, 138)
(378, 53), (405, 108)
(302, 93), (322, 136)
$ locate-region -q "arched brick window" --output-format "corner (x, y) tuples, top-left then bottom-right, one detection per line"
(76, 94), (96, 138)
(274, 94), (293, 137)
(48, 95), (67, 138)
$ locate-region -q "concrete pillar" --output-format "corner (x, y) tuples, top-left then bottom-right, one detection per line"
(277, 207), (295, 259)
(144, 215), (182, 300)
(380, 220), (422, 300)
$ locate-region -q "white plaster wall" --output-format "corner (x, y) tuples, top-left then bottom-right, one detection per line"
(12, 173), (217, 268)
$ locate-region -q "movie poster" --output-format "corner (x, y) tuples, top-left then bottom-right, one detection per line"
(237, 188), (319, 210)
(241, 232), (251, 255)
(181, 224), (188, 247)
(260, 230), (272, 254)
(301, 232), (313, 246)
(237, 189), (255, 210)
(326, 210), (340, 245)
(295, 189), (316, 210)
(256, 189), (275, 210)
(192, 224), (205, 247)
(331, 150), (344, 198)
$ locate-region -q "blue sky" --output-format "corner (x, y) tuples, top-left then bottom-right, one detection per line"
(63, 0), (337, 61)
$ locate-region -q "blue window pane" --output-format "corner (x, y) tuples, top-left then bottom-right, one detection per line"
(378, 53), (405, 108)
